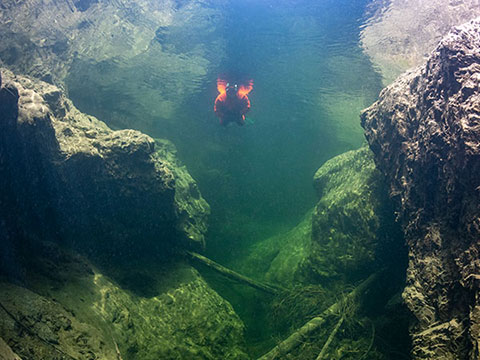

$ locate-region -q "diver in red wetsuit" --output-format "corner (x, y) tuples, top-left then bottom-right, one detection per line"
(214, 79), (253, 126)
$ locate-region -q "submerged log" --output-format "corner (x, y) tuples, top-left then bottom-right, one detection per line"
(257, 272), (379, 360)
(315, 315), (344, 360)
(186, 251), (284, 295)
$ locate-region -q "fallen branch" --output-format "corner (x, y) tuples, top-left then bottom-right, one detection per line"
(186, 251), (284, 295)
(316, 315), (344, 360)
(257, 272), (379, 360)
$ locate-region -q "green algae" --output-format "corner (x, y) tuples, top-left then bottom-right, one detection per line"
(306, 145), (395, 285)
(0, 242), (249, 360)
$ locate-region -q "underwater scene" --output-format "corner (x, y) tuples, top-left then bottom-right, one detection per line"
(1, 0), (480, 359)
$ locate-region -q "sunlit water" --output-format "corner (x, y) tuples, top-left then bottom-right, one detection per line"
(66, 0), (383, 263)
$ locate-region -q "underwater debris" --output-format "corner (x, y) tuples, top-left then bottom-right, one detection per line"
(258, 272), (378, 360)
(315, 314), (345, 360)
(187, 251), (284, 295)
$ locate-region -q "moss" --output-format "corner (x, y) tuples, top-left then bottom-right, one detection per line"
(232, 211), (312, 288)
(0, 243), (249, 360)
(304, 145), (395, 285)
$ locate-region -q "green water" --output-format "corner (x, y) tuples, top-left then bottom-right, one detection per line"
(63, 2), (391, 354)
(66, 0), (383, 265)
(0, 0), (414, 358)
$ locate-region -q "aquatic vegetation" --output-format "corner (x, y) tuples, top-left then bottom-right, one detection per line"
(271, 284), (331, 332)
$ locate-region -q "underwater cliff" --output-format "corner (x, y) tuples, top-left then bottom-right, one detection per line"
(362, 17), (480, 359)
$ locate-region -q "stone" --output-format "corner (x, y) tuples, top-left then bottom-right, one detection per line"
(0, 338), (22, 360)
(0, 242), (248, 360)
(0, 68), (209, 258)
(305, 146), (400, 284)
(362, 18), (480, 359)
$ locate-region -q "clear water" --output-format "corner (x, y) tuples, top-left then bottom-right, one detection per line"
(1, 0), (413, 358)
(66, 0), (383, 264)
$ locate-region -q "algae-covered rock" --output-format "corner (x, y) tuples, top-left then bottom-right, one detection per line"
(0, 243), (248, 360)
(0, 338), (22, 360)
(361, 18), (480, 359)
(155, 139), (210, 250)
(0, 282), (117, 360)
(234, 212), (312, 287)
(0, 68), (209, 255)
(305, 146), (396, 284)
(236, 146), (402, 289)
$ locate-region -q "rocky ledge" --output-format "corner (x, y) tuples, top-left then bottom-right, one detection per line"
(0, 67), (209, 260)
(0, 242), (248, 360)
(362, 18), (480, 359)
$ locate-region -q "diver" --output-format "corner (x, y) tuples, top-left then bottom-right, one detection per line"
(214, 79), (253, 126)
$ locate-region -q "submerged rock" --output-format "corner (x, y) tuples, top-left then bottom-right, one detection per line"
(362, 18), (480, 359)
(305, 146), (401, 285)
(236, 146), (403, 289)
(0, 68), (209, 257)
(0, 242), (248, 360)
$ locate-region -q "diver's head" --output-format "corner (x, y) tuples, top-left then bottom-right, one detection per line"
(226, 83), (238, 97)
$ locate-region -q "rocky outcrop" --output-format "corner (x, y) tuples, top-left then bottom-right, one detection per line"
(0, 68), (209, 258)
(361, 0), (480, 85)
(362, 18), (480, 359)
(306, 146), (401, 285)
(0, 242), (248, 360)
(235, 146), (403, 289)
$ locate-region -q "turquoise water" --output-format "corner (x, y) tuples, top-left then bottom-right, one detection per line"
(0, 0), (413, 358)
(66, 0), (383, 263)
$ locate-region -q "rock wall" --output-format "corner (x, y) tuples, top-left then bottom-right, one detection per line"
(361, 0), (480, 85)
(0, 68), (209, 260)
(362, 18), (480, 359)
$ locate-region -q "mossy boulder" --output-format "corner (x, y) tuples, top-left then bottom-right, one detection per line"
(235, 146), (402, 289)
(0, 68), (209, 257)
(305, 146), (398, 284)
